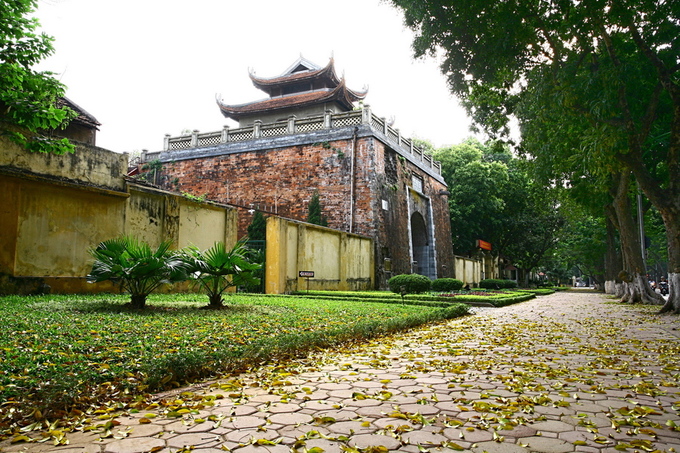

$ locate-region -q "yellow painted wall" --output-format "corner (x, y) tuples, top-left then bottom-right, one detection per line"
(266, 217), (374, 294)
(454, 255), (481, 286)
(0, 141), (239, 294)
(15, 182), (125, 277)
(0, 136), (127, 191)
(178, 199), (238, 250)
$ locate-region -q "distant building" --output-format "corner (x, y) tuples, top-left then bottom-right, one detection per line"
(56, 97), (100, 145)
(144, 57), (454, 288)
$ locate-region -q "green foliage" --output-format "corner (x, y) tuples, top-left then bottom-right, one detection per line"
(434, 138), (564, 269)
(307, 189), (328, 227)
(388, 274), (431, 294)
(86, 237), (187, 308)
(431, 278), (464, 292)
(480, 279), (517, 290)
(0, 293), (469, 429)
(390, 0), (680, 308)
(247, 210), (267, 241)
(0, 0), (76, 154)
(181, 240), (261, 308)
(181, 191), (207, 202)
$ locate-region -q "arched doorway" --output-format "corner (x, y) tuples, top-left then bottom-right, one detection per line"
(410, 212), (436, 279)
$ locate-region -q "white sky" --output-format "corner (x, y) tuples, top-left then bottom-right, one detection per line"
(34, 0), (475, 154)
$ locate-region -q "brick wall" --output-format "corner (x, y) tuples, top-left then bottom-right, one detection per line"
(159, 134), (454, 287)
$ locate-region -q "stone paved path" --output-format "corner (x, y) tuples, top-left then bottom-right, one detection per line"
(2, 291), (680, 453)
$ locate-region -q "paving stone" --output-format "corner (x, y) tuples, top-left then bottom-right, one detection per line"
(164, 420), (216, 434)
(520, 436), (574, 453)
(224, 428), (281, 443)
(102, 437), (166, 453)
(442, 427), (494, 443)
(495, 424), (538, 438)
(326, 420), (376, 435)
(327, 389), (356, 398)
(400, 430), (448, 446)
(267, 412), (313, 426)
(230, 444), (290, 453)
(228, 416), (267, 429)
(276, 423), (332, 440)
(125, 423), (166, 438)
(344, 397), (384, 407)
(317, 383), (352, 390)
(265, 403), (301, 413)
(471, 440), (528, 453)
(301, 438), (345, 453)
(348, 433), (402, 450)
(166, 433), (223, 449)
(529, 419), (576, 433)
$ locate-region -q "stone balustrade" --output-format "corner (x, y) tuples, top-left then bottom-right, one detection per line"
(147, 106), (441, 175)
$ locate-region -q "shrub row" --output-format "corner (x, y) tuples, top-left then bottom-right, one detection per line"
(387, 274), (465, 294)
(479, 278), (518, 289)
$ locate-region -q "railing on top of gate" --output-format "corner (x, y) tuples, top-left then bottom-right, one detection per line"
(148, 106), (441, 175)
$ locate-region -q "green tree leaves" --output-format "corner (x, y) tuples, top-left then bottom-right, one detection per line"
(0, 0), (76, 154)
(307, 190), (328, 227)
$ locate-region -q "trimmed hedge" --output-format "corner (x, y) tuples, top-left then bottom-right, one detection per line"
(480, 279), (518, 289)
(431, 278), (464, 292)
(387, 274), (431, 294)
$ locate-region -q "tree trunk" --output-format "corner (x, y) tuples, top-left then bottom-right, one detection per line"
(603, 208), (622, 295)
(659, 203), (680, 312)
(130, 294), (147, 309)
(610, 171), (664, 305)
(208, 294), (224, 308)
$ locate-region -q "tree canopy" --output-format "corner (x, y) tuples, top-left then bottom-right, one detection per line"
(0, 0), (75, 154)
(391, 0), (680, 311)
(434, 138), (564, 281)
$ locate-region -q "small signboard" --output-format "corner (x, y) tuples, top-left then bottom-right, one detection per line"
(299, 271), (315, 278)
(477, 240), (492, 251)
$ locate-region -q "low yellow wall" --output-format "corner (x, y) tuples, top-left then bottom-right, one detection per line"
(265, 217), (374, 294)
(0, 140), (238, 294)
(453, 254), (500, 286)
(454, 256), (481, 286)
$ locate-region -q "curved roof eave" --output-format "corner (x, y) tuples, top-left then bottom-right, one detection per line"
(217, 81), (367, 120)
(249, 58), (340, 91)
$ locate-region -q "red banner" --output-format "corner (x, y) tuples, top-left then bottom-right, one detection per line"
(477, 240), (492, 251)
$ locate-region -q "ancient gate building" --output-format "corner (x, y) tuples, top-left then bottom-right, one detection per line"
(143, 57), (454, 288)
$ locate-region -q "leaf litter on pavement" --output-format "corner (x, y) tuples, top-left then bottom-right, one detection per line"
(4, 293), (680, 452)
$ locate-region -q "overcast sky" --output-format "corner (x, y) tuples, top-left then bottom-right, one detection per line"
(34, 0), (475, 154)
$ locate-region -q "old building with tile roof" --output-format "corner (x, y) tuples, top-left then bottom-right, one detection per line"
(217, 57), (367, 126)
(143, 57), (454, 289)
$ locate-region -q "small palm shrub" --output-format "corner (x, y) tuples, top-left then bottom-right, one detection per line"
(87, 236), (187, 309)
(431, 278), (464, 292)
(181, 239), (261, 308)
(388, 274), (431, 295)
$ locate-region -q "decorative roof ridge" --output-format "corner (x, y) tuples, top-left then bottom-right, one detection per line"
(249, 57), (339, 88)
(217, 81), (366, 120)
(281, 55), (322, 76)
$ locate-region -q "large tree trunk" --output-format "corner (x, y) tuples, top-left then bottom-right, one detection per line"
(659, 203), (680, 313)
(603, 207), (622, 294)
(610, 171), (664, 305)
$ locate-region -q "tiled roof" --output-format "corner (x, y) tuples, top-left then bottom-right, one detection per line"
(57, 97), (101, 129)
(250, 58), (340, 92)
(218, 80), (366, 121)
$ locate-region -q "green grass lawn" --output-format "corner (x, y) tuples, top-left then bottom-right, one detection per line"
(0, 292), (469, 436)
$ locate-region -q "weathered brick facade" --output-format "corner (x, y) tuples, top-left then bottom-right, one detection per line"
(155, 123), (454, 289)
(148, 57), (453, 289)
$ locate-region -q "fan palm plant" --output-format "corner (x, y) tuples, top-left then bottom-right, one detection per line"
(182, 239), (261, 308)
(87, 236), (187, 309)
